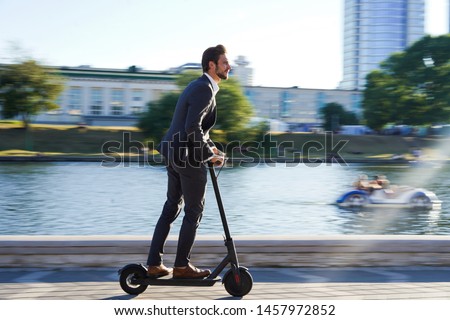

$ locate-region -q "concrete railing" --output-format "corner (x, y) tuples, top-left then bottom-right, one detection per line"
(1, 235), (450, 269)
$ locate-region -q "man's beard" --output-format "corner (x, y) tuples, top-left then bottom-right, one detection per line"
(215, 67), (228, 80)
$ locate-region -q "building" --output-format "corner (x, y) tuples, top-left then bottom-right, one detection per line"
(36, 65), (177, 126)
(233, 56), (253, 86)
(244, 86), (361, 131)
(2, 61), (361, 130)
(340, 0), (425, 90)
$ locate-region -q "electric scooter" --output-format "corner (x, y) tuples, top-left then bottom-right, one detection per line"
(118, 161), (253, 297)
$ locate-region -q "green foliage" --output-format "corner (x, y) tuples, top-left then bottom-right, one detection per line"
(175, 70), (199, 88)
(0, 60), (64, 128)
(138, 71), (255, 146)
(215, 76), (253, 133)
(319, 102), (359, 131)
(363, 71), (403, 130)
(138, 91), (180, 142)
(363, 35), (450, 130)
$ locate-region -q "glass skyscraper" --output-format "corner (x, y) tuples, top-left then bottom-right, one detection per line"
(340, 0), (425, 90)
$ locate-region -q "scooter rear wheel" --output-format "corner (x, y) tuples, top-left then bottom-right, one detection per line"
(223, 268), (253, 297)
(119, 264), (148, 295)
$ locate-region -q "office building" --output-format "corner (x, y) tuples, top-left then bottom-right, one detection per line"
(340, 0), (425, 90)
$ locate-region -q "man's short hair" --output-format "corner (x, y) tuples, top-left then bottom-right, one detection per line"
(201, 45), (227, 72)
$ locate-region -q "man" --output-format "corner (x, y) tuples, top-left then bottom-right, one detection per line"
(146, 45), (230, 279)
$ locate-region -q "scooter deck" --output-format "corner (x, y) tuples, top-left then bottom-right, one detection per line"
(141, 275), (222, 287)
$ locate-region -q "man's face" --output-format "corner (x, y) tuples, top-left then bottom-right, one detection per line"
(214, 54), (231, 80)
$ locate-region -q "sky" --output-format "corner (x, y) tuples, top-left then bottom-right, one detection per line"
(0, 0), (448, 89)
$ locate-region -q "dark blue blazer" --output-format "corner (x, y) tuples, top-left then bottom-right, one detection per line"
(157, 74), (217, 165)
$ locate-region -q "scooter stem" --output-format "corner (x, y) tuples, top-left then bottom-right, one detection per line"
(208, 162), (232, 242)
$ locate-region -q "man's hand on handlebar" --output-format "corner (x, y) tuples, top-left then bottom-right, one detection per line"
(210, 148), (226, 166)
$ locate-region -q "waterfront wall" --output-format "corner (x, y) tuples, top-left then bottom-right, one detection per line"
(1, 235), (450, 269)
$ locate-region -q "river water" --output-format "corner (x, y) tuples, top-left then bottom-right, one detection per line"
(0, 161), (449, 236)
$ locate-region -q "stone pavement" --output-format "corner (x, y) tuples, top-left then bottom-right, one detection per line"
(1, 266), (450, 300)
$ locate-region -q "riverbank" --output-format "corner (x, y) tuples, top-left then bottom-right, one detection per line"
(1, 123), (449, 163)
(0, 154), (443, 165)
(0, 153), (415, 164)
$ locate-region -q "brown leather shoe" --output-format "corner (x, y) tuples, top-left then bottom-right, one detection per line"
(173, 264), (211, 279)
(147, 264), (172, 278)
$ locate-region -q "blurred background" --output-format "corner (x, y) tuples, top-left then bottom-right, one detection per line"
(0, 0), (449, 237)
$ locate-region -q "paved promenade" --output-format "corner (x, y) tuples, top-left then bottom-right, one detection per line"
(1, 266), (450, 300)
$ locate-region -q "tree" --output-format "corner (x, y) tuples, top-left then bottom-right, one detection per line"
(138, 91), (179, 142)
(363, 35), (450, 130)
(139, 71), (255, 145)
(319, 102), (359, 132)
(0, 60), (64, 128)
(363, 71), (404, 130)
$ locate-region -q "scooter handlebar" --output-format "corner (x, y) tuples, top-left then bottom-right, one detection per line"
(209, 151), (227, 167)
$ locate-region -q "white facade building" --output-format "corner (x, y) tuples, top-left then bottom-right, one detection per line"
(24, 62), (362, 130)
(37, 66), (177, 126)
(233, 56), (253, 86)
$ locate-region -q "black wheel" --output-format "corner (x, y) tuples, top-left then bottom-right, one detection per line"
(119, 264), (148, 295)
(223, 267), (253, 297)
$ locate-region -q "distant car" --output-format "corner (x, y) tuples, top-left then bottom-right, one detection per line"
(336, 175), (441, 209)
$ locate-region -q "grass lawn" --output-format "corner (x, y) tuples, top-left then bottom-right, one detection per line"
(0, 122), (148, 156)
(0, 122), (447, 161)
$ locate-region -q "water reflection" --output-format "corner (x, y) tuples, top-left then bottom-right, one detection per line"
(337, 206), (444, 235)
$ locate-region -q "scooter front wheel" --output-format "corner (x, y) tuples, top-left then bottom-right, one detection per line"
(119, 264), (148, 295)
(223, 267), (253, 297)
